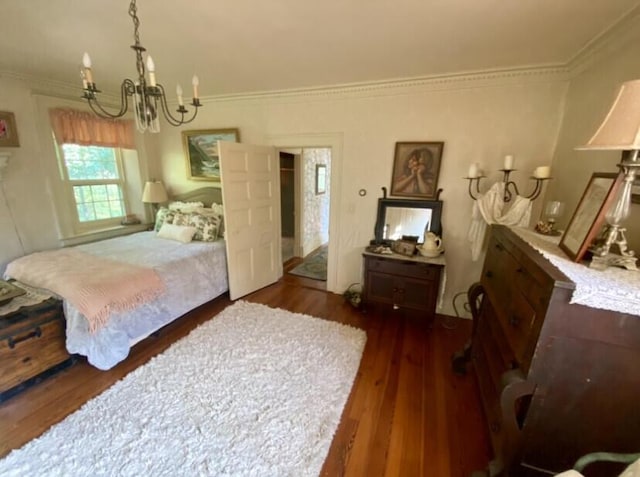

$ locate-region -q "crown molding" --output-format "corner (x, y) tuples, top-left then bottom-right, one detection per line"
(204, 65), (569, 104)
(2, 63), (569, 108)
(566, 5), (640, 76)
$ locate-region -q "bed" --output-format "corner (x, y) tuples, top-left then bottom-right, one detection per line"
(4, 187), (228, 370)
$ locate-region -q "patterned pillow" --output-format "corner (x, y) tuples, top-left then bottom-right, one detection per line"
(172, 211), (221, 242)
(154, 207), (176, 231)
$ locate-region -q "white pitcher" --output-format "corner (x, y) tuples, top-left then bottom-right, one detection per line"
(422, 231), (443, 253)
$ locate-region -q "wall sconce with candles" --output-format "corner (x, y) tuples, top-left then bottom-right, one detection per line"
(465, 154), (552, 202)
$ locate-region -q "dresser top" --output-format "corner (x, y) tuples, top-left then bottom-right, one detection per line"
(507, 225), (640, 317)
(363, 249), (446, 267)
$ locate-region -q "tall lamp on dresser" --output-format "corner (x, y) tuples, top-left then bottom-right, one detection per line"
(577, 78), (640, 271)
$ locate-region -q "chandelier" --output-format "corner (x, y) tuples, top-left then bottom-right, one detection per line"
(80, 0), (201, 133)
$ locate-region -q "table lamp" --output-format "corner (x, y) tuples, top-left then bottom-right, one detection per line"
(579, 79), (640, 270)
(142, 180), (168, 214)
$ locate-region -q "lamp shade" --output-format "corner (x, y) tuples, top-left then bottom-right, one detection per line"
(142, 181), (168, 203)
(580, 79), (640, 150)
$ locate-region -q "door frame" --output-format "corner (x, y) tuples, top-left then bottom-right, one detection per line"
(268, 133), (343, 293)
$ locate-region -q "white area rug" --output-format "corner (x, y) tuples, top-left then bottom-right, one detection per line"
(0, 301), (366, 477)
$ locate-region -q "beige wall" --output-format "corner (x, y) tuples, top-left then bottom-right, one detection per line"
(546, 20), (640, 252)
(156, 75), (569, 316)
(0, 76), (59, 270)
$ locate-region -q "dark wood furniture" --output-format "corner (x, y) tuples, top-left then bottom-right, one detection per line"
(0, 293), (72, 401)
(362, 250), (444, 324)
(459, 225), (640, 476)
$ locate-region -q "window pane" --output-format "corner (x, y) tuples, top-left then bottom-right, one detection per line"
(61, 144), (119, 180)
(73, 184), (125, 222)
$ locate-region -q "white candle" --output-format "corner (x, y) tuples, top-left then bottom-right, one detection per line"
(146, 56), (156, 87)
(192, 75), (199, 99)
(534, 166), (551, 178)
(468, 163), (478, 178)
(176, 84), (184, 106)
(82, 52), (93, 84)
(504, 154), (514, 170)
(80, 69), (88, 89)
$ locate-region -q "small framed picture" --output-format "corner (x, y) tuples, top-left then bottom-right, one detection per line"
(0, 111), (20, 147)
(390, 142), (444, 199)
(182, 128), (239, 181)
(560, 172), (623, 262)
(316, 164), (327, 195)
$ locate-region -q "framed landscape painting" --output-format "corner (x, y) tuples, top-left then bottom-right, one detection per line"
(0, 111), (20, 147)
(182, 128), (239, 181)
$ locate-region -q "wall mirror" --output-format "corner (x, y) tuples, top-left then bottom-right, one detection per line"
(373, 197), (443, 245)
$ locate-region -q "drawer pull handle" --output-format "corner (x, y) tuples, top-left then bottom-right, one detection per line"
(509, 316), (520, 327)
(495, 243), (504, 251)
(8, 327), (42, 349)
(485, 270), (493, 278)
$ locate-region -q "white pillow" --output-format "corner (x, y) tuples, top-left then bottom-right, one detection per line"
(157, 223), (197, 243)
(168, 201), (204, 213)
(210, 202), (224, 215)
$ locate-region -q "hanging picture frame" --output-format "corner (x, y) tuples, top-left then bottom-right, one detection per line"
(316, 164), (327, 195)
(0, 111), (20, 147)
(390, 141), (444, 199)
(559, 172), (623, 262)
(182, 128), (239, 181)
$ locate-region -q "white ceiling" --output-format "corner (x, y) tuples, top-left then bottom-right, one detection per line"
(2, 0), (639, 97)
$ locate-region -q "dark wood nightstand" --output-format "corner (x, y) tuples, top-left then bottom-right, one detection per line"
(0, 289), (74, 401)
(362, 249), (445, 325)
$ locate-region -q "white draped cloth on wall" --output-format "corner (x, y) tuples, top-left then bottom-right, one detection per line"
(467, 182), (532, 261)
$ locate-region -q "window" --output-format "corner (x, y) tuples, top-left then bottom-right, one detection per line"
(57, 143), (129, 229)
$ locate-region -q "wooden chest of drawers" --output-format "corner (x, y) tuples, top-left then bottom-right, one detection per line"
(468, 225), (640, 476)
(362, 251), (444, 323)
(0, 296), (71, 399)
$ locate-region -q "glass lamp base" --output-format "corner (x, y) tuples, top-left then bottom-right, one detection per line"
(589, 253), (638, 271)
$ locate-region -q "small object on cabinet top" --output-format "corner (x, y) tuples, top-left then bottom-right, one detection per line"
(391, 239), (417, 257)
(366, 244), (393, 254)
(0, 280), (26, 306)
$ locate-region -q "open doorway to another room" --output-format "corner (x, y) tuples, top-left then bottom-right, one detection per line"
(279, 148), (331, 289)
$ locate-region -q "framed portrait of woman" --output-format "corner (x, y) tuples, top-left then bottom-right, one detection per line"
(390, 141), (444, 199)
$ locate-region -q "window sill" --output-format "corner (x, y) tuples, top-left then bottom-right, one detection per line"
(60, 223), (150, 247)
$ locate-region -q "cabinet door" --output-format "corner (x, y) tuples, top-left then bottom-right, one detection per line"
(366, 271), (396, 305)
(399, 276), (436, 313)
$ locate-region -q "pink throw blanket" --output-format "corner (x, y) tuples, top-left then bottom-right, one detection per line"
(6, 249), (165, 332)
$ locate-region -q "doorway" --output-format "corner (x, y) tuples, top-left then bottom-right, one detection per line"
(269, 133), (343, 294)
(278, 148), (332, 289)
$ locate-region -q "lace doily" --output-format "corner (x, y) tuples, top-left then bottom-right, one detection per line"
(511, 227), (640, 317)
(0, 282), (53, 317)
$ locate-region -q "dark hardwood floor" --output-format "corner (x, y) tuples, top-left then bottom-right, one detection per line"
(0, 276), (491, 476)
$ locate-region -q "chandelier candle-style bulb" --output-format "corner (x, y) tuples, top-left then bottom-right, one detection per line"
(192, 75), (199, 100)
(80, 69), (88, 89)
(82, 52), (93, 84)
(176, 84), (184, 106)
(146, 56), (156, 87)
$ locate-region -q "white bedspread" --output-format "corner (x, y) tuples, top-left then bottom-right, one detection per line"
(64, 232), (228, 370)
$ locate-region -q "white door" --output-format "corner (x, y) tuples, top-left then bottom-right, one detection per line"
(218, 141), (282, 300)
